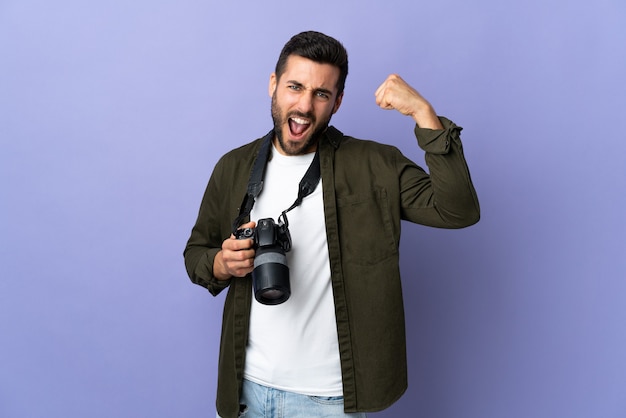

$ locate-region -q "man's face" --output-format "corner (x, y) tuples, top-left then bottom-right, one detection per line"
(269, 55), (343, 156)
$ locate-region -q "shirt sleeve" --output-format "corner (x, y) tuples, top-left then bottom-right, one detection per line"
(401, 116), (480, 228)
(183, 158), (233, 296)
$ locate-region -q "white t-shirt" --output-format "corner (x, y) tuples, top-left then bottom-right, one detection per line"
(243, 146), (343, 396)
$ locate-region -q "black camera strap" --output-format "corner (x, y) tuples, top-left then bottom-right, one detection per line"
(232, 131), (321, 234)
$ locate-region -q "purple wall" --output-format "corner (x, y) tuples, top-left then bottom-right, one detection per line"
(1, 1), (625, 417)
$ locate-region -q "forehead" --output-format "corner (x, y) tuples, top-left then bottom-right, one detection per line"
(279, 55), (340, 92)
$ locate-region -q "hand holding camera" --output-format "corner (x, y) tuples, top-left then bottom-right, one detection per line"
(216, 217), (293, 305)
(214, 221), (257, 280)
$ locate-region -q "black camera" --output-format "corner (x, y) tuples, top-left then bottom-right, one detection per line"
(234, 218), (292, 305)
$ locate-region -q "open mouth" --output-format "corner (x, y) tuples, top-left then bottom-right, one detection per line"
(288, 116), (311, 139)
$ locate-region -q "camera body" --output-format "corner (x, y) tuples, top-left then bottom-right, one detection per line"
(234, 218), (292, 305)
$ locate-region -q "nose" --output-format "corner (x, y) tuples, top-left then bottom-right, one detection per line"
(296, 91), (314, 114)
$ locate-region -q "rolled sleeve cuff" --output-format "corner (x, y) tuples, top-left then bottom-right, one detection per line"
(195, 248), (232, 296)
(414, 116), (463, 154)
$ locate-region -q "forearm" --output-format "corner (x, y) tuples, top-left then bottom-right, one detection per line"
(184, 241), (231, 295)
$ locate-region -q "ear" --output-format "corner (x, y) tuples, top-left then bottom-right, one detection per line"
(332, 92), (344, 114)
(268, 73), (277, 98)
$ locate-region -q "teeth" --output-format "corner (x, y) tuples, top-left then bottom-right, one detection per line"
(291, 117), (310, 125)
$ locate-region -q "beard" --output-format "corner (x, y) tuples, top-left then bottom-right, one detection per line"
(271, 92), (333, 156)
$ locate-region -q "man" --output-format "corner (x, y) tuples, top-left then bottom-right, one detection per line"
(184, 31), (479, 418)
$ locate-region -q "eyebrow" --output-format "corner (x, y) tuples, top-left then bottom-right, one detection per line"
(286, 80), (334, 96)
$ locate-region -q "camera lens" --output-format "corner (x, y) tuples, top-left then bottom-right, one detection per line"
(259, 289), (285, 300)
(252, 247), (290, 305)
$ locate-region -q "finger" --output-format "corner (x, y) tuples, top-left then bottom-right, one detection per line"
(229, 259), (254, 278)
(376, 92), (395, 110)
(232, 250), (256, 277)
(374, 77), (392, 104)
(375, 85), (391, 108)
(221, 247), (254, 274)
(376, 76), (404, 109)
(230, 248), (255, 261)
(375, 73), (400, 93)
(240, 221), (256, 229)
(224, 237), (254, 252)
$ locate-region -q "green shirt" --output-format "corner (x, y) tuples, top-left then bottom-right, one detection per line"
(184, 117), (480, 417)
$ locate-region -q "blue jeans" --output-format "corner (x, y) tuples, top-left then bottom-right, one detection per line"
(218, 378), (367, 418)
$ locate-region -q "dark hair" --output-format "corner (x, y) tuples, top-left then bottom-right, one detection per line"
(275, 31), (349, 95)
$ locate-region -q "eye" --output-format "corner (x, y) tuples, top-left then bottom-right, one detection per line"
(288, 84), (301, 91)
(316, 91), (330, 100)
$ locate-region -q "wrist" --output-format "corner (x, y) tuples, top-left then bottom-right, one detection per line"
(411, 104), (443, 129)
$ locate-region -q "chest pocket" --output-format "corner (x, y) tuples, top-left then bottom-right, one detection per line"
(336, 188), (398, 265)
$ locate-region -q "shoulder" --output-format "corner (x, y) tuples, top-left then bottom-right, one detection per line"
(214, 135), (266, 170)
(327, 126), (403, 158)
(220, 136), (265, 161)
(206, 134), (268, 189)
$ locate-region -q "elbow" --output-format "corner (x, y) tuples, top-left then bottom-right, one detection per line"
(459, 203), (481, 228)
(463, 208), (480, 228)
(439, 202), (480, 229)
(452, 192), (480, 228)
